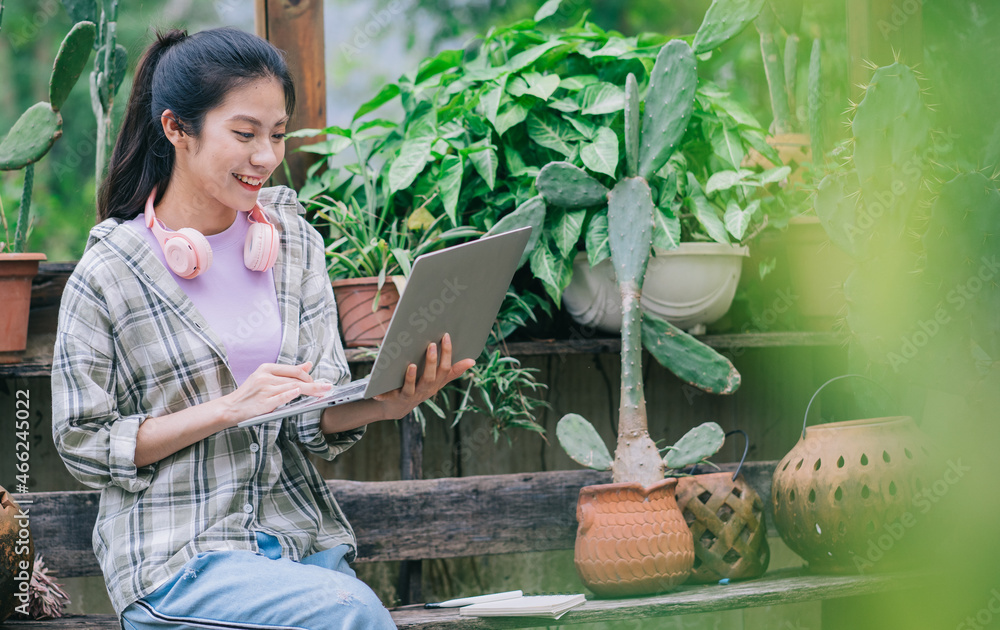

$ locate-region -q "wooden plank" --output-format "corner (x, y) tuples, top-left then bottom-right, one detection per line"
(398, 411), (425, 604)
(0, 570), (923, 629)
(12, 464), (777, 577)
(0, 332), (843, 379)
(254, 0), (326, 189)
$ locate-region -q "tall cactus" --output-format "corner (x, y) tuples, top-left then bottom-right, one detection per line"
(0, 13), (95, 252)
(540, 41), (741, 486)
(60, 0), (127, 188)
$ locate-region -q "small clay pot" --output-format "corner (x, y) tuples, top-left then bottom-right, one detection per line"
(1, 486), (34, 622)
(574, 478), (694, 597)
(0, 253), (46, 364)
(331, 276), (402, 348)
(676, 473), (770, 583)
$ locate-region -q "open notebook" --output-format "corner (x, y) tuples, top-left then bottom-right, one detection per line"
(457, 594), (586, 620)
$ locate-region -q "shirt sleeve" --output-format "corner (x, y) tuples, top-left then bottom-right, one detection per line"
(51, 276), (158, 493)
(280, 213), (366, 461)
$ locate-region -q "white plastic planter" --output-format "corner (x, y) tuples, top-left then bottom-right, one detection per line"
(562, 243), (749, 335)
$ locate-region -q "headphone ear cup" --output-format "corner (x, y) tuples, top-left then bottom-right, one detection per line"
(172, 228), (213, 279)
(245, 222), (279, 272)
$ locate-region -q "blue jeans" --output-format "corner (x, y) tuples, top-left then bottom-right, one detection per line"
(121, 532), (396, 630)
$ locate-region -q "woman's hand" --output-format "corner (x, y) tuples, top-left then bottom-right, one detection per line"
(373, 333), (475, 420)
(220, 361), (332, 425)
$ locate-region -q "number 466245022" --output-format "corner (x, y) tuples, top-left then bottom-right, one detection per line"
(14, 390), (30, 484)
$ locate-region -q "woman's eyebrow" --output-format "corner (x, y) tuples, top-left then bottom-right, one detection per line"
(227, 114), (290, 127)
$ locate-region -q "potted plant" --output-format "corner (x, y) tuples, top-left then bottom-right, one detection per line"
(560, 418), (770, 591)
(525, 40), (743, 597)
(0, 12), (94, 363)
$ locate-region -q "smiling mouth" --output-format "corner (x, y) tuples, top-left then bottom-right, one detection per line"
(233, 173), (264, 187)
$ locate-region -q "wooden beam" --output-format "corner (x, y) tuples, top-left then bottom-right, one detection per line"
(254, 0), (326, 190)
(847, 0), (922, 99)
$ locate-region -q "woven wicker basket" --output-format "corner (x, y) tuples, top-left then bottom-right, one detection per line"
(676, 472), (770, 583)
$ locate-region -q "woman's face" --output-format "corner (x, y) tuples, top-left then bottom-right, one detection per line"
(173, 77), (288, 213)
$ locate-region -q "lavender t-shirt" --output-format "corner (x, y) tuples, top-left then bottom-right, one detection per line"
(129, 212), (282, 387)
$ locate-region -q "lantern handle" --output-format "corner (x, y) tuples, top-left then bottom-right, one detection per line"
(802, 374), (897, 439)
(725, 429), (749, 482)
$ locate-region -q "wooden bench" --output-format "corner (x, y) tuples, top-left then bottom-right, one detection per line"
(3, 462), (924, 629)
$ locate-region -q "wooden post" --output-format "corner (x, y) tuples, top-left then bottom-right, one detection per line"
(846, 0), (922, 98)
(254, 0), (326, 190)
(398, 412), (424, 605)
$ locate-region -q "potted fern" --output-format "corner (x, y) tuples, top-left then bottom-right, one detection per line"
(0, 11), (94, 362)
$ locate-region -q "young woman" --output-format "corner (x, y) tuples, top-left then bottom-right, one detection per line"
(51, 27), (472, 630)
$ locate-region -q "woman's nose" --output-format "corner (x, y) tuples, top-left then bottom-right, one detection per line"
(250, 138), (283, 171)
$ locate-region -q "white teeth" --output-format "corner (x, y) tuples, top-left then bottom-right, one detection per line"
(234, 174), (262, 186)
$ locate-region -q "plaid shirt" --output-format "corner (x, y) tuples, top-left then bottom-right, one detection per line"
(51, 186), (365, 617)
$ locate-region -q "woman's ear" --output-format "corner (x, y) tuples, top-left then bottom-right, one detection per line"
(160, 109), (189, 148)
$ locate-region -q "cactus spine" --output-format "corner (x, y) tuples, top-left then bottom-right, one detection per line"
(0, 11), (94, 252)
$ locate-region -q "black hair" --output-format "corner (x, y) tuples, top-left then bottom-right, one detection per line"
(97, 27), (296, 222)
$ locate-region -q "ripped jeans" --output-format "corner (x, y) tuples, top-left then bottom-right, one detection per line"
(121, 532), (397, 630)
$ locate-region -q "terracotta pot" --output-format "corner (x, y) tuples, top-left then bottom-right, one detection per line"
(0, 253), (46, 364)
(331, 276), (403, 348)
(0, 486), (34, 622)
(574, 478), (694, 597)
(676, 472), (770, 583)
(772, 414), (933, 573)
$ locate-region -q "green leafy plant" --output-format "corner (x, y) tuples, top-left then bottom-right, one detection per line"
(557, 415), (726, 479)
(294, 10), (787, 320)
(0, 3), (95, 253)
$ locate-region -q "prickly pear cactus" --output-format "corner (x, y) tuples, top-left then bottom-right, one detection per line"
(535, 162), (609, 208)
(807, 38), (824, 163)
(663, 422), (725, 470)
(623, 73), (640, 178)
(607, 177), (664, 486)
(637, 40), (697, 181)
(50, 21), (96, 111)
(0, 103), (62, 171)
(642, 314), (740, 395)
(557, 414), (612, 471)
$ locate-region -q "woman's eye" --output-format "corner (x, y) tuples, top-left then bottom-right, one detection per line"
(272, 133), (286, 141)
(236, 131), (254, 139)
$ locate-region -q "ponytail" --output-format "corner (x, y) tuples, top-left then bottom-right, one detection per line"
(97, 27), (296, 223)
(97, 29), (187, 223)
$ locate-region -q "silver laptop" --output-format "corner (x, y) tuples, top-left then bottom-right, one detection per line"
(237, 226), (532, 428)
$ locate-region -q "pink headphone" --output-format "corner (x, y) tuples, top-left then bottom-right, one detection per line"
(144, 188), (279, 279)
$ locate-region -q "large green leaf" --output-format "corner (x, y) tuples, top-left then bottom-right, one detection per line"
(578, 82), (625, 115)
(480, 78), (507, 124)
(580, 127), (619, 178)
(527, 112), (579, 156)
(296, 135), (353, 155)
(467, 141), (499, 190)
(486, 195), (547, 267)
(534, 0), (563, 22)
(705, 169), (755, 196)
(552, 209), (586, 259)
(530, 237), (573, 306)
(724, 199), (759, 241)
(693, 0), (766, 53)
(642, 314), (741, 394)
(710, 123), (745, 170)
(494, 100), (531, 136)
(354, 84), (400, 121)
(439, 155), (463, 225)
(388, 137), (433, 192)
(585, 212), (611, 267)
(652, 205), (681, 251)
(690, 194), (730, 244)
(521, 72), (561, 101)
